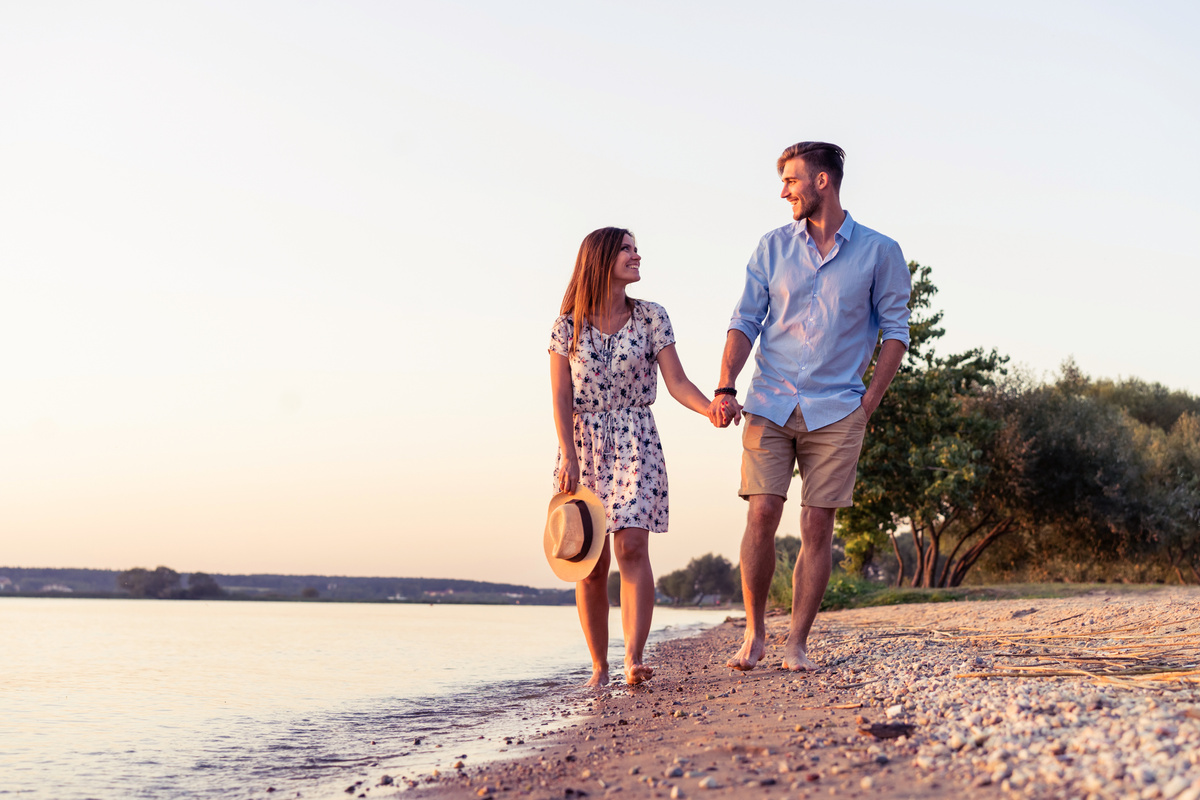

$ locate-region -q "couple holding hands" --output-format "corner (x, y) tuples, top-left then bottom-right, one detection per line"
(544, 142), (912, 687)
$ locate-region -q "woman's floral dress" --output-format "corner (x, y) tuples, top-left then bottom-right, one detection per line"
(549, 300), (675, 534)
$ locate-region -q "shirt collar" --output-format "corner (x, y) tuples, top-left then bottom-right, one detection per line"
(794, 210), (856, 243)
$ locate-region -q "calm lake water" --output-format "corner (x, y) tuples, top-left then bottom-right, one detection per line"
(0, 598), (730, 799)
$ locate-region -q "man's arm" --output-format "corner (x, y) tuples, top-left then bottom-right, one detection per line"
(711, 240), (771, 428)
(708, 330), (753, 427)
(860, 339), (905, 419)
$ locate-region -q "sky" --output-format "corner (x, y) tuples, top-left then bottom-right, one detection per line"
(2, 1), (1198, 588)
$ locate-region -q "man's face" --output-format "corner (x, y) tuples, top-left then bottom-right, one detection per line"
(780, 158), (822, 221)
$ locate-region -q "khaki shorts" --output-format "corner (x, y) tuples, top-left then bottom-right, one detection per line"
(739, 406), (867, 508)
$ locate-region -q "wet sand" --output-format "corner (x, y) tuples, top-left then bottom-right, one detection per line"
(387, 588), (1200, 800)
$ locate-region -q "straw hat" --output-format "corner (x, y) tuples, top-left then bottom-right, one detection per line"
(544, 487), (608, 582)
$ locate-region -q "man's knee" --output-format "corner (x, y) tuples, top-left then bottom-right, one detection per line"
(799, 505), (837, 547)
(746, 494), (785, 535)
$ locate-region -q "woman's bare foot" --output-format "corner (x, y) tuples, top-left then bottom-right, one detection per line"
(726, 635), (765, 671)
(585, 667), (610, 687)
(624, 662), (654, 685)
(782, 642), (819, 672)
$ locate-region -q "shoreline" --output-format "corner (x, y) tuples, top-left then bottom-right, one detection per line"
(393, 587), (1200, 799)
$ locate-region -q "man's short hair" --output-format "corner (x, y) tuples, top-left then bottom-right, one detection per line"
(777, 142), (845, 191)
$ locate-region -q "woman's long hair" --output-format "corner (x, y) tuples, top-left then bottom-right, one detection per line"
(559, 227), (633, 355)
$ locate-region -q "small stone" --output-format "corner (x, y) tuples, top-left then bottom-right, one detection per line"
(860, 776), (875, 790)
(476, 788), (493, 798)
(378, 775), (393, 786)
(1162, 777), (1190, 800)
(581, 769), (593, 778)
(629, 766), (640, 775)
(454, 761), (464, 769)
(698, 776), (720, 790)
(885, 705), (903, 719)
(665, 767), (684, 778)
(670, 787), (685, 799)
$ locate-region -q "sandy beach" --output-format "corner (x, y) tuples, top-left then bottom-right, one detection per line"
(387, 588), (1200, 800)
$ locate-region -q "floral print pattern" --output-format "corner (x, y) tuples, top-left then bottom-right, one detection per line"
(549, 300), (675, 534)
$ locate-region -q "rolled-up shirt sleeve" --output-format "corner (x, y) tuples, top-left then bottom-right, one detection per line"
(874, 242), (911, 348)
(728, 241), (771, 344)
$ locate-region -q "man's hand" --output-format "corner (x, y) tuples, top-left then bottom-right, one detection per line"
(708, 395), (743, 428)
(860, 395), (879, 422)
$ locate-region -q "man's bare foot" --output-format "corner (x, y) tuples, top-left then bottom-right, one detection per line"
(624, 662), (654, 685)
(782, 643), (819, 672)
(585, 667), (610, 687)
(726, 635), (765, 671)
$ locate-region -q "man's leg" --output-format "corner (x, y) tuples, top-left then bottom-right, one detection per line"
(726, 493), (784, 670)
(783, 505), (836, 671)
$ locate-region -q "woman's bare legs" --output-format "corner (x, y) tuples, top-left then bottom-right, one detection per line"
(576, 537), (612, 686)
(613, 528), (654, 685)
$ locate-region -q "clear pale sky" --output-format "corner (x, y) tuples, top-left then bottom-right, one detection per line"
(3, 1), (1198, 588)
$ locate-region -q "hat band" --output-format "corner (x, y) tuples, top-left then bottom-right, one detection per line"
(566, 499), (594, 562)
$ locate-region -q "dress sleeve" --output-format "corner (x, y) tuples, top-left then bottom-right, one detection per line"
(549, 314), (572, 357)
(644, 302), (676, 356)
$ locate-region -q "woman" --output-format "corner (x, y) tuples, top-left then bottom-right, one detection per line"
(549, 227), (711, 687)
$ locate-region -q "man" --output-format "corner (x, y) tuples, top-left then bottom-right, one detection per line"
(708, 141), (910, 672)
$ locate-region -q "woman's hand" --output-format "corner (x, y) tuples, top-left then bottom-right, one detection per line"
(558, 453), (580, 495)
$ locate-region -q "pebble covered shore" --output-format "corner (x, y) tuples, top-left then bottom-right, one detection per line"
(386, 587), (1200, 800)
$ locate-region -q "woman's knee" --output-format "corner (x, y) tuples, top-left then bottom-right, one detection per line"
(613, 529), (649, 566)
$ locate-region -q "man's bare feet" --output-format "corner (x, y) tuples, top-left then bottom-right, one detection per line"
(782, 642), (819, 672)
(726, 635), (765, 671)
(585, 667), (610, 687)
(624, 662), (654, 685)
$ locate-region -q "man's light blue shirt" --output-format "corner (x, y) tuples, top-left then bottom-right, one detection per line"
(728, 211), (911, 430)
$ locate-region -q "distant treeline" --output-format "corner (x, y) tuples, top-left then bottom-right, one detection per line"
(0, 567), (574, 604)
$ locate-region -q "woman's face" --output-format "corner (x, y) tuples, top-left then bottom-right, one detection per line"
(611, 234), (641, 285)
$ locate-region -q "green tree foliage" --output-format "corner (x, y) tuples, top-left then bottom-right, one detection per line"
(117, 566), (183, 598)
(1139, 412), (1200, 581)
(840, 263), (1009, 586)
(186, 572), (223, 598)
(656, 554), (737, 604)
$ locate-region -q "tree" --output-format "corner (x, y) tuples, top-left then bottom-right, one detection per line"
(186, 572), (223, 598)
(838, 262), (1010, 586)
(655, 554), (737, 604)
(117, 566), (183, 598)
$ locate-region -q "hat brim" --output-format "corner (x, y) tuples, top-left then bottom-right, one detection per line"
(544, 486), (608, 582)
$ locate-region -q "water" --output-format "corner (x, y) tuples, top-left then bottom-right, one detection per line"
(0, 598), (730, 798)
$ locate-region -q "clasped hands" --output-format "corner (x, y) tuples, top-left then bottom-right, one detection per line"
(707, 395), (742, 428)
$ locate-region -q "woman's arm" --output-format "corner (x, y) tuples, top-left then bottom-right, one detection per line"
(550, 352), (579, 494)
(656, 344), (712, 417)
